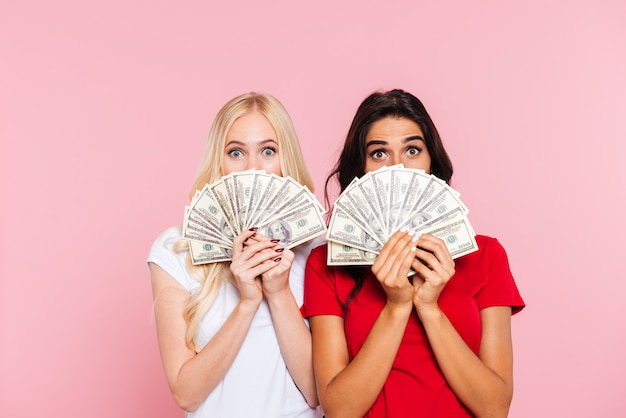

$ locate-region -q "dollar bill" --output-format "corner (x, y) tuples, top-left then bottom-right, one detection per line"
(326, 206), (383, 253)
(326, 165), (479, 267)
(391, 169), (431, 231)
(188, 186), (236, 241)
(231, 169), (256, 231)
(388, 166), (419, 233)
(396, 186), (467, 232)
(335, 181), (387, 245)
(209, 179), (238, 234)
(327, 240), (378, 265)
(257, 201), (327, 249)
(183, 170), (327, 264)
(418, 217), (478, 258)
(188, 238), (232, 265)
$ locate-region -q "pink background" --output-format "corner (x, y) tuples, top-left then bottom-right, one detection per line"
(1, 0), (625, 416)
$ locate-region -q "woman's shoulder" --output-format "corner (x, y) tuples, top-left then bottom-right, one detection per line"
(152, 226), (183, 248)
(455, 234), (514, 278)
(147, 227), (185, 265)
(473, 234), (508, 254)
(307, 240), (328, 261)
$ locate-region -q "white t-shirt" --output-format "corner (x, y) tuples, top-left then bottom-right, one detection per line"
(148, 227), (324, 418)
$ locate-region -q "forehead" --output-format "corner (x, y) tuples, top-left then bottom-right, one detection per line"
(366, 116), (423, 140)
(227, 111), (276, 140)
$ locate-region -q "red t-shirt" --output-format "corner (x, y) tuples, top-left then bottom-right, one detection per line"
(302, 235), (525, 417)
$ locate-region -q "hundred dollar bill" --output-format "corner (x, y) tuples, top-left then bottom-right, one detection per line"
(388, 167), (419, 234)
(231, 170), (256, 231)
(327, 240), (377, 266)
(182, 208), (232, 247)
(188, 238), (232, 265)
(355, 172), (382, 216)
(209, 179), (238, 234)
(391, 169), (431, 231)
(253, 177), (305, 225)
(244, 171), (271, 228)
(336, 180), (387, 245)
(326, 206), (383, 253)
(369, 166), (392, 232)
(184, 212), (233, 247)
(257, 201), (327, 249)
(245, 174), (284, 227)
(419, 217), (478, 259)
(334, 196), (386, 248)
(397, 187), (468, 233)
(221, 175), (240, 232)
(189, 186), (235, 239)
(409, 206), (467, 234)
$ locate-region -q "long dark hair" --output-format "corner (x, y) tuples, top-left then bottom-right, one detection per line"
(326, 89), (454, 309)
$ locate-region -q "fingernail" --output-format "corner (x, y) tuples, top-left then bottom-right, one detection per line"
(410, 246), (417, 252)
(411, 234), (420, 243)
(407, 230), (415, 236)
(400, 227), (408, 233)
(274, 257), (282, 262)
(270, 239), (280, 243)
(249, 227), (258, 231)
(275, 248), (284, 252)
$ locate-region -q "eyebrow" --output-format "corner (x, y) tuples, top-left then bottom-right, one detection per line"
(225, 138), (278, 146)
(365, 136), (425, 147)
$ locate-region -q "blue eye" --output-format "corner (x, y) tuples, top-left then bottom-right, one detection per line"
(228, 149), (244, 158)
(261, 147), (277, 158)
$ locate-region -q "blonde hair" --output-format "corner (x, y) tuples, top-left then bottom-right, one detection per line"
(182, 92), (314, 351)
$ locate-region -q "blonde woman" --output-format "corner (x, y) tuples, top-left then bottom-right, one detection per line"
(148, 93), (322, 417)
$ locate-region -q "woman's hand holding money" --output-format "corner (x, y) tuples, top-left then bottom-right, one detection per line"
(371, 229), (419, 310)
(260, 246), (295, 298)
(409, 234), (455, 316)
(235, 229), (296, 298)
(230, 229), (284, 306)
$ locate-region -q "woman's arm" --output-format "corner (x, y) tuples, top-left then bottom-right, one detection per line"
(150, 263), (260, 412)
(150, 229), (284, 412)
(411, 234), (514, 418)
(419, 305), (514, 418)
(260, 241), (318, 407)
(310, 230), (419, 417)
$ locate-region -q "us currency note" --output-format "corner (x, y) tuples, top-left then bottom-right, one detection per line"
(245, 174), (284, 228)
(326, 206), (383, 253)
(188, 238), (232, 265)
(257, 201), (327, 249)
(396, 187), (468, 233)
(232, 170), (256, 231)
(337, 181), (387, 245)
(221, 175), (240, 231)
(334, 195), (386, 247)
(189, 185), (235, 239)
(370, 166), (392, 232)
(209, 179), (238, 234)
(327, 240), (377, 266)
(257, 177), (308, 222)
(182, 170), (328, 265)
(388, 167), (420, 234)
(182, 208), (233, 247)
(244, 171), (271, 229)
(419, 217), (478, 258)
(392, 169), (431, 231)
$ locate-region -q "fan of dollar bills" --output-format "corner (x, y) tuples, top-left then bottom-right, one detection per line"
(183, 170), (327, 265)
(326, 165), (479, 266)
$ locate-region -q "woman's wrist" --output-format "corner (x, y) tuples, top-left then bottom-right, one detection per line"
(415, 302), (443, 322)
(237, 296), (262, 315)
